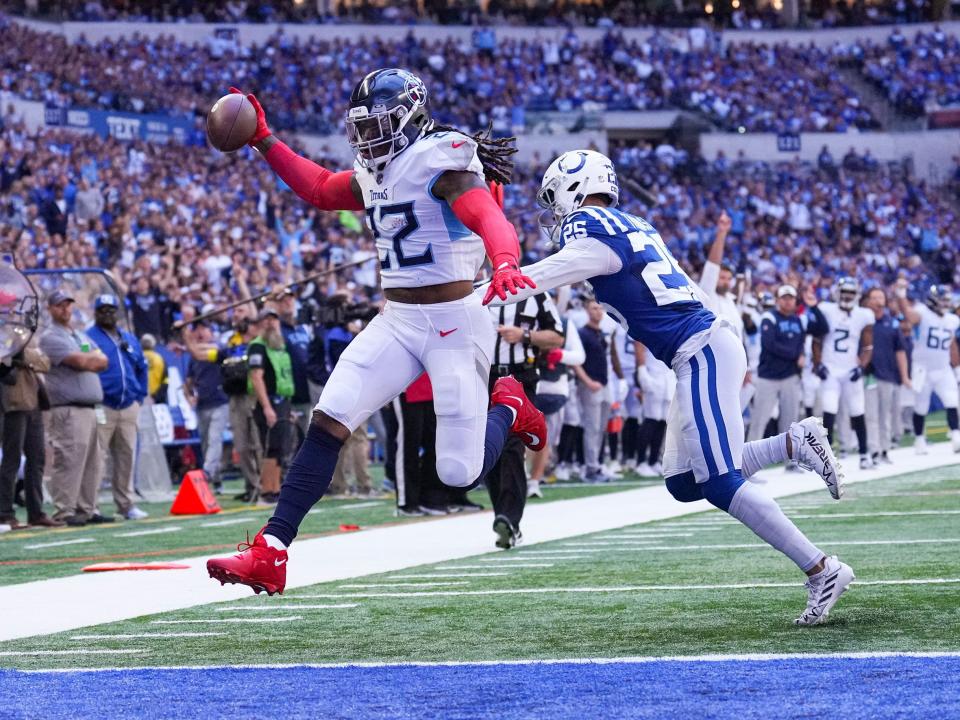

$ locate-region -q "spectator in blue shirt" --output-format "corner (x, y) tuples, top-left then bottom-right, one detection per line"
(185, 322), (231, 492)
(748, 285), (810, 449)
(87, 293), (150, 520)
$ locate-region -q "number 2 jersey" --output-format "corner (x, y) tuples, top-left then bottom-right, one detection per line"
(816, 302), (874, 373)
(352, 130), (487, 289)
(558, 206), (715, 366)
(912, 303), (959, 371)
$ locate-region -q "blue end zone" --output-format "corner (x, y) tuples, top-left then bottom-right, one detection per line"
(5, 656), (960, 719)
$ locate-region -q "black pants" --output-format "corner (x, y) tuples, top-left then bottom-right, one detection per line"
(254, 398), (292, 463)
(486, 369), (538, 528)
(0, 409), (44, 521)
(396, 396), (448, 510)
(381, 404), (398, 484)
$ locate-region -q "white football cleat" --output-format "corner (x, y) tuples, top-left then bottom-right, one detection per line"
(526, 479), (544, 499)
(951, 429), (960, 453)
(553, 464), (571, 482)
(915, 436), (928, 455)
(795, 555), (855, 626)
(635, 462), (655, 477)
(789, 417), (844, 500)
(859, 455), (875, 470)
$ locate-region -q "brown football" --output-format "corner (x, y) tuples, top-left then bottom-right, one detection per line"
(206, 93), (257, 152)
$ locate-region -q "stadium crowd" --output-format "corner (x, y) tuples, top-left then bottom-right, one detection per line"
(2, 0), (941, 28)
(8, 15), (942, 134)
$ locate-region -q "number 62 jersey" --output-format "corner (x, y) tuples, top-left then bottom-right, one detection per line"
(353, 131), (487, 289)
(912, 303), (960, 371)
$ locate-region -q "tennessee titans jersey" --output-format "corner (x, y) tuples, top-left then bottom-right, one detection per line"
(353, 131), (486, 289)
(558, 206), (714, 365)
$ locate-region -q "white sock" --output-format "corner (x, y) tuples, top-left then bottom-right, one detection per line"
(264, 533), (288, 550)
(741, 433), (789, 479)
(727, 483), (823, 572)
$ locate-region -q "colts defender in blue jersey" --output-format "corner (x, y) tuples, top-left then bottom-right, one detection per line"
(482, 149), (853, 625)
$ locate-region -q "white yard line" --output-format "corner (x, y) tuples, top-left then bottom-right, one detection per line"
(0, 649), (145, 657)
(214, 604), (358, 611)
(23, 538), (96, 550)
(199, 518), (257, 528)
(113, 527), (182, 538)
(599, 533), (695, 539)
(438, 563), (555, 569)
(788, 510), (960, 519)
(337, 581), (472, 589)
(2, 441), (957, 641)
(295, 577), (960, 600)
(391, 572), (511, 579)
(19, 650), (960, 674)
(151, 617), (302, 624)
(338, 501), (388, 511)
(69, 633), (224, 640)
(564, 538), (960, 551)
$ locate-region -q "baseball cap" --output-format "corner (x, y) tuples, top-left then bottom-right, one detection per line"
(46, 289), (75, 306)
(258, 307), (280, 322)
(777, 284), (797, 298)
(95, 294), (119, 309)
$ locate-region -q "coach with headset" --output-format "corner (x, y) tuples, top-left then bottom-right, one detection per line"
(485, 292), (564, 548)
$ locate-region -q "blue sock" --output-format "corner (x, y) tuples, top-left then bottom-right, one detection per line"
(459, 405), (513, 491)
(264, 423), (343, 546)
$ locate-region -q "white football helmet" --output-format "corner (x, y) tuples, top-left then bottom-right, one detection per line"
(537, 150), (620, 233)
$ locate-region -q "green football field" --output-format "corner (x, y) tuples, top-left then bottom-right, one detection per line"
(3, 464), (958, 671)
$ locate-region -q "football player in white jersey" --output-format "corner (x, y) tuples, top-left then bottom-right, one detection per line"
(808, 278), (876, 469)
(896, 282), (960, 453)
(207, 69), (546, 595)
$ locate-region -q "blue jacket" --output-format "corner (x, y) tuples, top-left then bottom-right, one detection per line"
(758, 310), (807, 380)
(87, 325), (148, 410)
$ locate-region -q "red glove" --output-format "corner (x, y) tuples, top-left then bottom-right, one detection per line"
(229, 86), (271, 146)
(545, 348), (564, 370)
(483, 257), (536, 305)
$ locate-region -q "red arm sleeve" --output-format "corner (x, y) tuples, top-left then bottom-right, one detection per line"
(450, 187), (520, 268)
(262, 141), (364, 212)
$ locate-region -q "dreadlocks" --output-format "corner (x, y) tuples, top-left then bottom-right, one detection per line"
(426, 122), (518, 186)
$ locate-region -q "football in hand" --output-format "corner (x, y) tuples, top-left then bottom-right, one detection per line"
(206, 93), (257, 152)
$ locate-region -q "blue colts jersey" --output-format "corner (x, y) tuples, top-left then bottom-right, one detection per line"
(559, 206), (715, 366)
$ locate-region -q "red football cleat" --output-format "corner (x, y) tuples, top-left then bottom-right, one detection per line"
(491, 375), (547, 451)
(206, 529), (287, 596)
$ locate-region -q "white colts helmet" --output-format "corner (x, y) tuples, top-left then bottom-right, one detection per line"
(537, 150), (620, 233)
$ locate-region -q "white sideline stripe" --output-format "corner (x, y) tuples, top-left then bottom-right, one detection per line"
(479, 556), (584, 562)
(113, 526), (182, 538)
(511, 551), (595, 557)
(0, 649), (145, 657)
(339, 501), (386, 511)
(151, 617), (303, 624)
(19, 650), (960, 674)
(3, 440), (958, 641)
(200, 518), (255, 528)
(564, 538), (960, 550)
(70, 633), (225, 640)
(391, 572), (511, 579)
(788, 510), (960, 519)
(23, 538), (96, 550)
(599, 533), (695, 539)
(214, 604), (358, 611)
(337, 582), (471, 589)
(295, 577), (960, 599)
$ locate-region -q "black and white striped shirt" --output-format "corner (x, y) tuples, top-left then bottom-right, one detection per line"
(489, 292), (562, 367)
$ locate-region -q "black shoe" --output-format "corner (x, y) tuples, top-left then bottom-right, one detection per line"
(233, 492), (251, 502)
(87, 513), (115, 524)
(395, 506), (426, 517)
(256, 493), (279, 506)
(493, 514), (521, 549)
(63, 515), (87, 527)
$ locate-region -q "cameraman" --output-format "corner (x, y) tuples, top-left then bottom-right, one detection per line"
(87, 294), (150, 521)
(183, 304), (263, 502)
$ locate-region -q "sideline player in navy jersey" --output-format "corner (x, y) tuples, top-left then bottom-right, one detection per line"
(482, 150), (852, 625)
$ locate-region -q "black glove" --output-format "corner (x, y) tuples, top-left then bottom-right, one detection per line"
(849, 366), (863, 382)
(814, 363), (829, 380)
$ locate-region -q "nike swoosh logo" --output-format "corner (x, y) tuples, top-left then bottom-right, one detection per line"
(522, 432), (541, 446)
(274, 558), (287, 566)
(452, 141), (466, 148)
(439, 328), (458, 337)
(504, 395), (524, 407)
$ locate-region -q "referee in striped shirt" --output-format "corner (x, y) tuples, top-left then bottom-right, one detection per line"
(486, 292), (564, 549)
